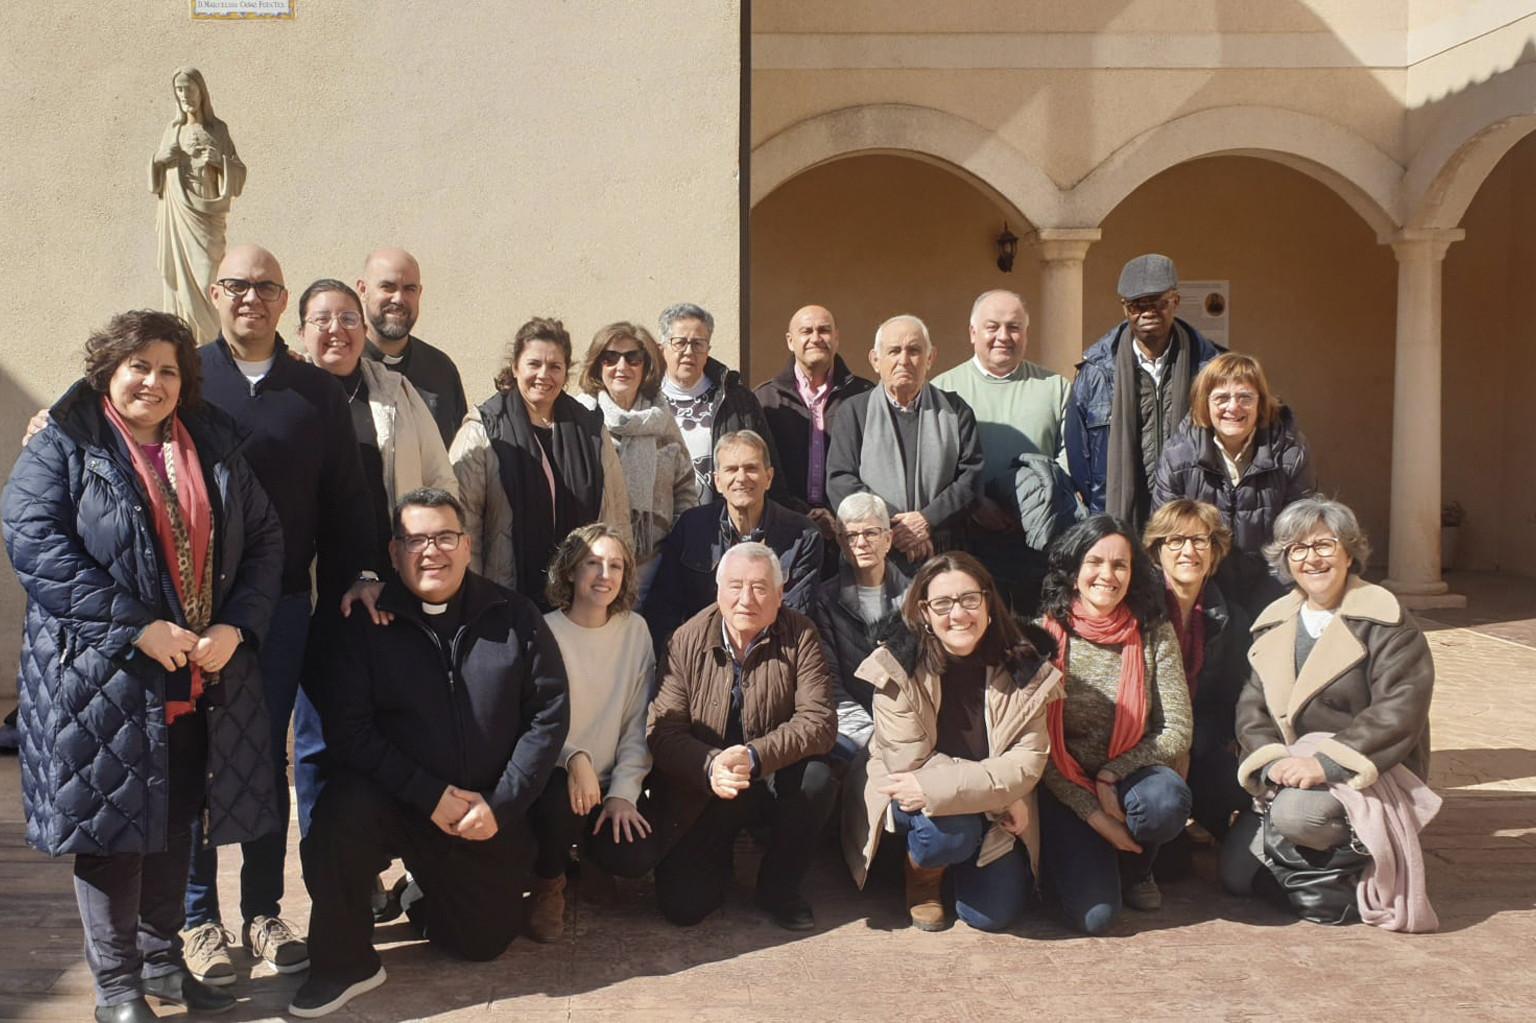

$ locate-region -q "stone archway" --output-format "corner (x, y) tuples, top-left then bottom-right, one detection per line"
(1062, 105), (1403, 239)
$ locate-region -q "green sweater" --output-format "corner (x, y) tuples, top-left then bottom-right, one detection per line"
(1039, 619), (1193, 822)
(931, 357), (1070, 484)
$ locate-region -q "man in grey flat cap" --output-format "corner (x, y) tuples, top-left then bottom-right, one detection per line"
(1065, 253), (1224, 530)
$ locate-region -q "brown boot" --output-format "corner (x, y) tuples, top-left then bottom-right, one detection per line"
(528, 874), (566, 943)
(905, 855), (948, 931)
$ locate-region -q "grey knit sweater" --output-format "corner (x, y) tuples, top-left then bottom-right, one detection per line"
(1039, 619), (1193, 821)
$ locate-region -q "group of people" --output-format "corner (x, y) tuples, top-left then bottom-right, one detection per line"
(2, 246), (1439, 1021)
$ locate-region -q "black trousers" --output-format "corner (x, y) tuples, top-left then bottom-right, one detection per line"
(643, 757), (838, 926)
(529, 767), (600, 879)
(300, 770), (532, 981)
(74, 709), (207, 1007)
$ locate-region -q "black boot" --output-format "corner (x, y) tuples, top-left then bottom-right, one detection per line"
(143, 968), (236, 1013)
(94, 998), (158, 1022)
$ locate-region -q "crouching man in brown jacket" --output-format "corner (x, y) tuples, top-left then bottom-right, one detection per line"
(615, 541), (837, 930)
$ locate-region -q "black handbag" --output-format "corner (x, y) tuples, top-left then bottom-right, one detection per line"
(1255, 805), (1369, 925)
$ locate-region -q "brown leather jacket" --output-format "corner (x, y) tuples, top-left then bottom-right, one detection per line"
(647, 603), (837, 790)
(1236, 577), (1434, 794)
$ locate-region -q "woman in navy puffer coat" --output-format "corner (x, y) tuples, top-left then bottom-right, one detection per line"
(1152, 352), (1313, 616)
(3, 311), (282, 1019)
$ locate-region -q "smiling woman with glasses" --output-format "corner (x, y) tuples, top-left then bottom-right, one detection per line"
(1033, 514), (1193, 935)
(1221, 497), (1439, 931)
(1142, 499), (1252, 876)
(1152, 351), (1314, 617)
(842, 550), (1060, 935)
(575, 322), (697, 583)
(295, 279), (458, 575)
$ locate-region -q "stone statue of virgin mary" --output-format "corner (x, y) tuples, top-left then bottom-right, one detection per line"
(149, 67), (245, 343)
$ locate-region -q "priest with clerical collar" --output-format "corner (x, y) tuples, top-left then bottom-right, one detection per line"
(293, 487), (568, 1019)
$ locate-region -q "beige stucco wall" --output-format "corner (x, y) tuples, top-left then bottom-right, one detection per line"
(0, 1), (741, 674)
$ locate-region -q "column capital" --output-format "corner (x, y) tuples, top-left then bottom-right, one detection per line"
(1035, 228), (1102, 263)
(1388, 227), (1465, 262)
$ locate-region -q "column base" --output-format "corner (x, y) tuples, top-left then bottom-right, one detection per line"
(1382, 578), (1467, 609)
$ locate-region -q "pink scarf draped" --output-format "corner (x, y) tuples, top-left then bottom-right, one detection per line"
(1042, 599), (1148, 794)
(102, 397), (213, 722)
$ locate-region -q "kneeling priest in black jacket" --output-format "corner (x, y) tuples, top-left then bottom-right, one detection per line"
(293, 487), (569, 1018)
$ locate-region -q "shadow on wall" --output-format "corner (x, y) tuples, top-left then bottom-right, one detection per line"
(0, 367), (47, 687)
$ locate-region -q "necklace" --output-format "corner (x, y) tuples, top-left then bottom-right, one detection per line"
(346, 375), (364, 402)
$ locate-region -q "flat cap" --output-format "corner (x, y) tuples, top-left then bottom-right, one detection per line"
(1117, 254), (1178, 300)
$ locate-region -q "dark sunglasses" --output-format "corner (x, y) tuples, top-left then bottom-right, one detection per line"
(598, 349), (647, 368)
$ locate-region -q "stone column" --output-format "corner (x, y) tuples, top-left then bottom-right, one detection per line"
(1034, 228), (1102, 377)
(1383, 227), (1465, 610)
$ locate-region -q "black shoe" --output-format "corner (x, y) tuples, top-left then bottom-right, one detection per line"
(755, 892), (815, 931)
(143, 968), (235, 1013)
(288, 967), (387, 1019)
(95, 998), (158, 1022)
(371, 873), (405, 924)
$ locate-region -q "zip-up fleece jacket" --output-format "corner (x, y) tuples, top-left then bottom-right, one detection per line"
(319, 572), (570, 826)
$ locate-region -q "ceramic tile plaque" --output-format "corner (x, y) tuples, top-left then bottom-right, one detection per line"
(191, 0), (293, 19)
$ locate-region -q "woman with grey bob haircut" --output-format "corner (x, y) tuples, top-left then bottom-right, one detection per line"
(1223, 496), (1439, 930)
(1263, 497), (1371, 582)
(813, 493), (910, 760)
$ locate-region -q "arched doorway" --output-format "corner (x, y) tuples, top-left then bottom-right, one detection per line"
(1086, 154), (1399, 558)
(749, 152), (1033, 381)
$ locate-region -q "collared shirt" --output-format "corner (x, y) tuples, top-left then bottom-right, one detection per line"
(794, 364), (832, 505)
(970, 355), (1014, 381)
(1134, 341), (1173, 386)
(718, 503), (767, 551)
(1219, 433), (1256, 486)
(883, 386), (923, 413)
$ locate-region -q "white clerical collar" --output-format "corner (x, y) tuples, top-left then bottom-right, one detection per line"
(421, 601), (448, 615)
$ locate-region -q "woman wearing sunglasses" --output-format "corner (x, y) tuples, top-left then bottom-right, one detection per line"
(1222, 498), (1438, 930)
(1152, 352), (1313, 616)
(1034, 515), (1192, 935)
(576, 322), (697, 588)
(844, 552), (1061, 933)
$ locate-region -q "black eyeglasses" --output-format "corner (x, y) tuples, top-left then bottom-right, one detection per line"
(922, 591), (986, 615)
(1163, 534), (1212, 552)
(394, 531), (464, 554)
(1286, 537), (1340, 562)
(599, 349), (647, 368)
(217, 278), (287, 302)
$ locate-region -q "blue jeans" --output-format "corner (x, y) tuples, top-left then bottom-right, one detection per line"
(185, 592), (311, 927)
(892, 806), (1030, 932)
(1038, 765), (1191, 935)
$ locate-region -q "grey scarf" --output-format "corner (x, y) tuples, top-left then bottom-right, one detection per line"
(1105, 321), (1194, 524)
(859, 384), (960, 513)
(585, 391), (682, 560)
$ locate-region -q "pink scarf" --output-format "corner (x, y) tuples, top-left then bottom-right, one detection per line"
(1042, 600), (1148, 794)
(102, 398), (213, 722)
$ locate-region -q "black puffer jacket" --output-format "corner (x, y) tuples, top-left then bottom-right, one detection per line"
(1152, 406), (1313, 610)
(3, 381), (284, 856)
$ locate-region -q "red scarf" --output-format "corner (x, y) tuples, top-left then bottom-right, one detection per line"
(102, 398), (213, 723)
(1164, 586), (1205, 699)
(1042, 599), (1148, 794)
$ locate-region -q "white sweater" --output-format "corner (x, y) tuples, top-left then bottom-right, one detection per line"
(543, 609), (655, 805)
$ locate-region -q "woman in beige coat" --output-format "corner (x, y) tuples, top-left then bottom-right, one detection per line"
(843, 552), (1062, 932)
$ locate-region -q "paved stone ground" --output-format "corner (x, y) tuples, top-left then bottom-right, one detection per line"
(2, 571), (1534, 1021)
